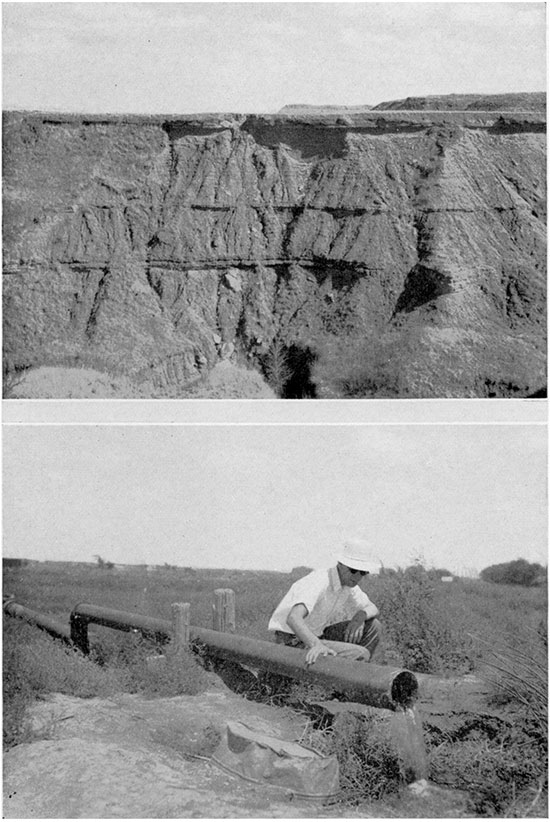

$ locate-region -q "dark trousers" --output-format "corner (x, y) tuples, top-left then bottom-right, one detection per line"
(275, 617), (381, 659)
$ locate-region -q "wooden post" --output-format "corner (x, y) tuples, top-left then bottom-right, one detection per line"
(213, 589), (236, 633)
(170, 602), (190, 655)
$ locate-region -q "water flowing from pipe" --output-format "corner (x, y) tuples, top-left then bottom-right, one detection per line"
(390, 704), (429, 782)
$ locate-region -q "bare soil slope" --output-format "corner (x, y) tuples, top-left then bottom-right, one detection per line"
(4, 682), (474, 819)
(4, 688), (326, 819)
(3, 95), (546, 398)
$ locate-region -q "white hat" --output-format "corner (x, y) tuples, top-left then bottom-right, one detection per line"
(336, 539), (379, 573)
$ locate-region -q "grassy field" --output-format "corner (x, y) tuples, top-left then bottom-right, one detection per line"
(3, 560), (548, 816)
(4, 560), (545, 669)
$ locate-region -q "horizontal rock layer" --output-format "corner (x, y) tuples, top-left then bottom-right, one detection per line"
(3, 108), (546, 397)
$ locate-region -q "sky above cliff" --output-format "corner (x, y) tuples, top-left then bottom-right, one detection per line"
(3, 2), (545, 113)
(4, 424), (546, 574)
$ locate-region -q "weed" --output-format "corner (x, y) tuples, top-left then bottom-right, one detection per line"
(305, 712), (403, 803)
(479, 627), (547, 735)
(371, 566), (476, 673)
(127, 649), (209, 697)
(428, 715), (547, 816)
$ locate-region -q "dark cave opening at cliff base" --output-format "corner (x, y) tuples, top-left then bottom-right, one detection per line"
(261, 343), (317, 400)
(282, 344), (318, 398)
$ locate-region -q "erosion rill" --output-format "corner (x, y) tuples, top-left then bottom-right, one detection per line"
(3, 99), (546, 398)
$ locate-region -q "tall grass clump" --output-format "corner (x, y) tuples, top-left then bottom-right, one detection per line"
(304, 712), (403, 803)
(3, 621), (128, 748)
(90, 630), (208, 697)
(371, 565), (476, 674)
(479, 624), (547, 730)
(428, 717), (547, 816)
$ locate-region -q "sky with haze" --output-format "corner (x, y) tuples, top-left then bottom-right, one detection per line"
(3, 2), (546, 113)
(3, 424), (546, 574)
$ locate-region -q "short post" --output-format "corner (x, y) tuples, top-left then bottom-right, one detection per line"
(70, 611), (90, 655)
(213, 589), (236, 633)
(170, 602), (190, 655)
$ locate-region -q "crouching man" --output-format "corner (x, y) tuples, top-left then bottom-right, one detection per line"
(268, 540), (381, 666)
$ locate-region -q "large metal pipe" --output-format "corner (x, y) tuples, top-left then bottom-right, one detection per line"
(4, 600), (72, 645)
(192, 625), (417, 710)
(71, 602), (417, 710)
(70, 602), (171, 654)
(5, 599), (417, 710)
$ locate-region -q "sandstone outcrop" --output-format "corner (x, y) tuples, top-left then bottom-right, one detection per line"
(3, 96), (546, 397)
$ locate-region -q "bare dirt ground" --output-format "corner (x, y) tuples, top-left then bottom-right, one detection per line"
(7, 362), (275, 399)
(4, 685), (354, 819)
(4, 672), (475, 819)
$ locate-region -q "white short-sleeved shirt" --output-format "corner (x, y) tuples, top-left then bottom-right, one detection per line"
(268, 567), (376, 636)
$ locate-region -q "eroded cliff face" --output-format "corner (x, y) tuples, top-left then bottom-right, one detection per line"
(3, 108), (546, 397)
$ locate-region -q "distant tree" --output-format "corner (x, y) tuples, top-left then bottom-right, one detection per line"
(480, 558), (543, 586)
(404, 563), (427, 580)
(3, 558), (28, 568)
(94, 554), (114, 570)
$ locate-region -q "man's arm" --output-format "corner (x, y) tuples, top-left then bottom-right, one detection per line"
(287, 603), (337, 665)
(344, 603), (379, 643)
(364, 602), (379, 620)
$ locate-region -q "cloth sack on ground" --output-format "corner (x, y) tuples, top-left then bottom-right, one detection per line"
(211, 720), (340, 799)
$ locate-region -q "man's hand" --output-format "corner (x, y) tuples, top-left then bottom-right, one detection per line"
(305, 640), (337, 666)
(343, 612), (367, 644)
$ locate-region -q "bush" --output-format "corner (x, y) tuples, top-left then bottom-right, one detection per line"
(313, 334), (403, 398)
(480, 558), (545, 586)
(372, 565), (475, 673)
(312, 330), (423, 398)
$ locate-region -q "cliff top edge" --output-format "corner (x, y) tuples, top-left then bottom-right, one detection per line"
(2, 110), (546, 129)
